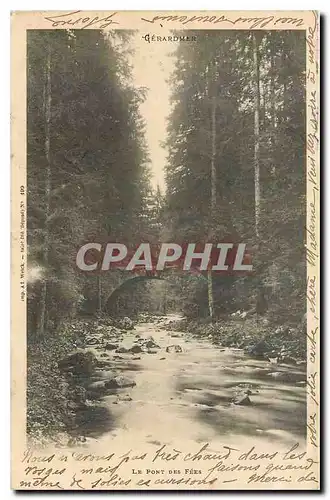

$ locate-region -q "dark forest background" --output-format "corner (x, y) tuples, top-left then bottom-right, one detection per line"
(27, 29), (306, 334)
(26, 30), (306, 441)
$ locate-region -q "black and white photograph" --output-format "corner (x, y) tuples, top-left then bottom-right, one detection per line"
(11, 10), (320, 491)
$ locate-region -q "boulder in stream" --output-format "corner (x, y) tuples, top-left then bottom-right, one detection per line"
(115, 346), (129, 353)
(233, 389), (252, 406)
(58, 350), (97, 376)
(87, 380), (107, 396)
(246, 340), (271, 359)
(233, 394), (251, 406)
(144, 340), (160, 349)
(129, 345), (144, 354)
(105, 376), (136, 389)
(166, 344), (183, 353)
(104, 343), (119, 351)
(86, 336), (103, 345)
(118, 394), (133, 402)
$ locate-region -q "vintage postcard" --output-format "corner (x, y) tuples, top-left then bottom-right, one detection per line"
(11, 10), (320, 490)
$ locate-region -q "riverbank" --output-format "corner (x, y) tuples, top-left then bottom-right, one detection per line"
(27, 315), (136, 447)
(165, 314), (307, 364)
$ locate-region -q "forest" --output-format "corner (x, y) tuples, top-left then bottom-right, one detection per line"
(26, 29), (306, 443)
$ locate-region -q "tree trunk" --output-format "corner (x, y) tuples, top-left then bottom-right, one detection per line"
(163, 281), (167, 315)
(37, 46), (52, 338)
(97, 275), (102, 314)
(210, 95), (217, 216)
(208, 92), (217, 321)
(253, 34), (268, 316)
(260, 81), (266, 131)
(253, 33), (261, 239)
(207, 270), (214, 319)
(270, 44), (276, 175)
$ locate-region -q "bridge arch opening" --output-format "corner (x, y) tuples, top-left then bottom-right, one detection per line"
(103, 272), (211, 318)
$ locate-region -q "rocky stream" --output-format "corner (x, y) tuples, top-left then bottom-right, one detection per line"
(58, 314), (306, 454)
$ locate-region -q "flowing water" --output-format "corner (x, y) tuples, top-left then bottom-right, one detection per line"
(77, 315), (306, 454)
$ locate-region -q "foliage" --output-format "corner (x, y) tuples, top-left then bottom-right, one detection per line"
(164, 31), (306, 323)
(27, 324), (84, 444)
(27, 29), (156, 335)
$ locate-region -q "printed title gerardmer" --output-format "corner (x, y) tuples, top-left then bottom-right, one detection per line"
(76, 242), (252, 273)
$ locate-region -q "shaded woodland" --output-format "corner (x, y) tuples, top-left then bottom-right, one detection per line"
(26, 30), (306, 441)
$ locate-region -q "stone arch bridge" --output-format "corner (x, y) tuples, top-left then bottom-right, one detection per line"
(103, 271), (208, 315)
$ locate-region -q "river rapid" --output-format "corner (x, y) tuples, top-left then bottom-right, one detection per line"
(75, 314), (306, 455)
